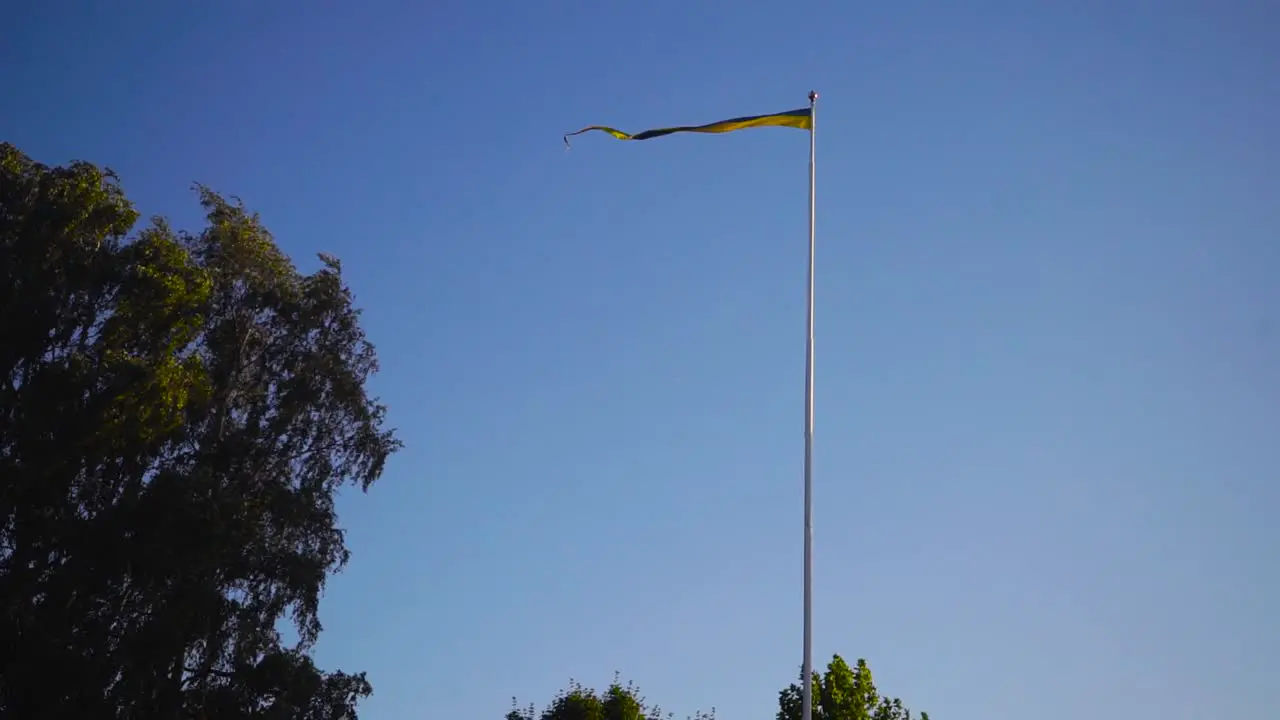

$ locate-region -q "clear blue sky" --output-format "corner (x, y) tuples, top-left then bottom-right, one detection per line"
(4, 2), (1278, 718)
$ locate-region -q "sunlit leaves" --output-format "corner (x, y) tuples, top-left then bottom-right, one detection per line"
(508, 675), (714, 720)
(776, 655), (929, 720)
(0, 143), (399, 719)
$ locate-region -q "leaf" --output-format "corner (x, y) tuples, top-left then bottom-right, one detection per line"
(0, 143), (400, 719)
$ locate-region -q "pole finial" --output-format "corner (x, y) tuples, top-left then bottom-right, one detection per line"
(808, 90), (818, 102)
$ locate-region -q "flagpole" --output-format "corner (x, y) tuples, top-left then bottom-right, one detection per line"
(801, 89), (817, 720)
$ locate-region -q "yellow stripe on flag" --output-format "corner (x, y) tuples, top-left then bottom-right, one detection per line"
(564, 107), (812, 148)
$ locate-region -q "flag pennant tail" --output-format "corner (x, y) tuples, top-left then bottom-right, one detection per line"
(563, 107), (812, 149)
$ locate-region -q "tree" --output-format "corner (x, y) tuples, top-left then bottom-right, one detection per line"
(776, 655), (930, 720)
(506, 674), (714, 720)
(505, 655), (930, 720)
(0, 142), (401, 718)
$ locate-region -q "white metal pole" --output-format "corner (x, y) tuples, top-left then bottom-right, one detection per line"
(801, 89), (817, 720)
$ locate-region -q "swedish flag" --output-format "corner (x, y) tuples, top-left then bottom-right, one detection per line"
(563, 107), (812, 148)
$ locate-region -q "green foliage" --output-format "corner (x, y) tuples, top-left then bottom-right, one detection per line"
(776, 655), (929, 720)
(507, 674), (714, 720)
(0, 142), (401, 718)
(508, 656), (930, 720)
